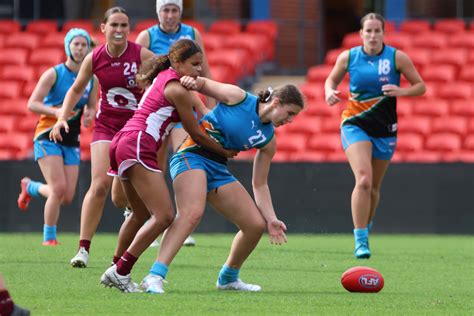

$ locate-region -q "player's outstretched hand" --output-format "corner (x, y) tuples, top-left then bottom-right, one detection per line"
(267, 219), (288, 245)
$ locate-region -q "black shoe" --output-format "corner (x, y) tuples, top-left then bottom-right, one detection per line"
(11, 304), (30, 316)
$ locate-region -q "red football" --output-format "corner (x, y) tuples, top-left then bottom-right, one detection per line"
(341, 266), (384, 293)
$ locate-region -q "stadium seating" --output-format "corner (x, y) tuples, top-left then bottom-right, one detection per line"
(395, 133), (423, 153)
(0, 65), (35, 84)
(285, 116), (322, 135)
(0, 48), (28, 66)
(42, 32), (66, 49)
(396, 98), (413, 118)
(383, 33), (411, 49)
(0, 81), (22, 100)
(26, 20), (58, 35)
(421, 65), (456, 83)
(449, 33), (474, 49)
(29, 48), (64, 67)
(412, 32), (447, 49)
(342, 32), (361, 48)
(425, 133), (462, 152)
(459, 65), (474, 82)
(430, 48), (467, 69)
(451, 100), (474, 117)
(433, 19), (466, 34)
(62, 20), (95, 33)
(208, 20), (241, 35)
(308, 133), (341, 152)
(290, 151), (327, 162)
(0, 20), (21, 34)
(431, 117), (467, 136)
(133, 19), (157, 32)
(399, 20), (431, 34)
(306, 65), (333, 83)
(182, 19), (206, 33)
(5, 33), (40, 51)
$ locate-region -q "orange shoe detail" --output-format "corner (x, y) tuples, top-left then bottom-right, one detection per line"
(17, 177), (31, 211)
(42, 240), (60, 246)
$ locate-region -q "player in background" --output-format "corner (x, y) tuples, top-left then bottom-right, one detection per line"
(17, 28), (98, 246)
(0, 273), (30, 316)
(135, 0), (214, 247)
(99, 39), (237, 293)
(139, 77), (304, 294)
(50, 7), (155, 266)
(324, 12), (425, 259)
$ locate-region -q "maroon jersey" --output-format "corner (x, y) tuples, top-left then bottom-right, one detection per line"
(109, 68), (182, 176)
(92, 41), (143, 137)
(122, 68), (181, 147)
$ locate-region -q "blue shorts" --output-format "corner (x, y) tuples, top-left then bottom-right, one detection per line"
(34, 140), (80, 165)
(170, 151), (236, 192)
(341, 124), (396, 160)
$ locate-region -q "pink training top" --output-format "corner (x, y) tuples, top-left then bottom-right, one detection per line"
(92, 41), (143, 128)
(122, 67), (181, 147)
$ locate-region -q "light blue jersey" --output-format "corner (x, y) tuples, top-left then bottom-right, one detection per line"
(147, 23), (195, 55)
(171, 93), (274, 191)
(347, 45), (400, 101)
(34, 63), (93, 146)
(178, 93), (275, 155)
(343, 45), (401, 138)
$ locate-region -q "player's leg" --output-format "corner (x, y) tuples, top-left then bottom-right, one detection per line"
(111, 178), (150, 266)
(71, 142), (113, 267)
(169, 127), (197, 247)
(17, 141), (55, 210)
(101, 176), (156, 293)
(345, 141), (373, 259)
(37, 154), (69, 245)
(368, 159), (390, 229)
(141, 169), (208, 293)
(367, 136), (395, 231)
(207, 181), (265, 291)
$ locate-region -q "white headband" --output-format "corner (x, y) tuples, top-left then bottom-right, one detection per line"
(156, 0), (183, 16)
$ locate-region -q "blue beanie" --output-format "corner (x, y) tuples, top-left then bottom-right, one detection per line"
(64, 28), (91, 58)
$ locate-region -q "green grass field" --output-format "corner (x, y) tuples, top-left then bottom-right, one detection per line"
(0, 233), (473, 315)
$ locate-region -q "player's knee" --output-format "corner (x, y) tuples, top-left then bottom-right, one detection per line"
(61, 193), (75, 205)
(50, 184), (67, 200)
(111, 194), (128, 209)
(243, 217), (266, 236)
(129, 211), (150, 225)
(254, 217), (266, 235)
(89, 180), (110, 198)
(179, 209), (204, 228)
(150, 210), (174, 230)
(356, 173), (372, 192)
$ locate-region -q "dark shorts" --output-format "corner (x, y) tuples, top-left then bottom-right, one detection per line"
(108, 130), (162, 179)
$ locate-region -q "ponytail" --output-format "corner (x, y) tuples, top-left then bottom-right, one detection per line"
(136, 54), (171, 89)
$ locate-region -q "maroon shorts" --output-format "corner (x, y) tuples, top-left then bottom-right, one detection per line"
(108, 130), (161, 179)
(92, 115), (130, 143)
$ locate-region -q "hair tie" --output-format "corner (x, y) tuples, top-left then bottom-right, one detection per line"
(265, 87), (274, 102)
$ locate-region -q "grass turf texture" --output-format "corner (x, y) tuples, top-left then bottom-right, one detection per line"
(0, 233), (473, 315)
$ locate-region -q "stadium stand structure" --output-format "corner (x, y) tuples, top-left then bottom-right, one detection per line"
(0, 18), (278, 160)
(266, 18), (474, 163)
